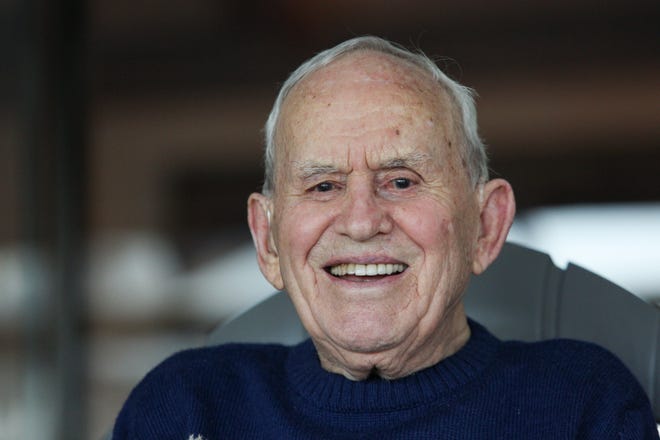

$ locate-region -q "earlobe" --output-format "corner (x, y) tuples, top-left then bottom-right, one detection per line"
(247, 193), (284, 290)
(472, 179), (516, 275)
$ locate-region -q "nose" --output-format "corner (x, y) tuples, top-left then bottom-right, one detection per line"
(335, 181), (393, 241)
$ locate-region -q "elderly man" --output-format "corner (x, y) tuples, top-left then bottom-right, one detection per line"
(113, 37), (657, 438)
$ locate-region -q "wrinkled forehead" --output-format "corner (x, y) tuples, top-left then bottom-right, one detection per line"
(284, 50), (449, 116)
(308, 51), (425, 87)
(270, 51), (469, 187)
(275, 51), (458, 155)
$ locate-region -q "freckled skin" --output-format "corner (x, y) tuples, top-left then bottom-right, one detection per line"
(248, 51), (515, 380)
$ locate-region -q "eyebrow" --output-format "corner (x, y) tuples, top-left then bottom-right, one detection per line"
(380, 152), (434, 170)
(294, 162), (340, 181)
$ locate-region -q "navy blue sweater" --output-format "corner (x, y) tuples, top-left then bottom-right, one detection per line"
(113, 321), (658, 439)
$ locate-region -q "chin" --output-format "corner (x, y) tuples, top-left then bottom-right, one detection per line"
(326, 319), (403, 354)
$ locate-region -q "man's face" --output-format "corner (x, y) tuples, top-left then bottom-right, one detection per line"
(259, 53), (482, 374)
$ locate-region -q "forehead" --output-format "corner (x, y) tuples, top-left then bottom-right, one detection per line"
(286, 51), (449, 118)
(277, 51), (458, 169)
(298, 50), (436, 93)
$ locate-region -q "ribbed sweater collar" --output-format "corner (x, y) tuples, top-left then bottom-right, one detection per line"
(285, 319), (500, 412)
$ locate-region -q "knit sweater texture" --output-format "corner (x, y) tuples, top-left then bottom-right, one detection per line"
(112, 320), (658, 439)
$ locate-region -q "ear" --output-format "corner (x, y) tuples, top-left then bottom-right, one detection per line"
(472, 178), (516, 275)
(247, 192), (284, 290)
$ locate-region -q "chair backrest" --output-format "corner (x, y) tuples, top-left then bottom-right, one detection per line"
(208, 242), (660, 420)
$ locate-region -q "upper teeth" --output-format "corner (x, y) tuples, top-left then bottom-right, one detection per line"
(329, 263), (406, 277)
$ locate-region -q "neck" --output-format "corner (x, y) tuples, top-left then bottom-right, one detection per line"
(314, 306), (471, 381)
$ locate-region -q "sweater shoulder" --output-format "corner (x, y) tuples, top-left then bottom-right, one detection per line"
(112, 343), (292, 437)
(484, 338), (657, 437)
(498, 337), (645, 397)
(143, 342), (290, 384)
(118, 344), (289, 413)
(501, 337), (626, 371)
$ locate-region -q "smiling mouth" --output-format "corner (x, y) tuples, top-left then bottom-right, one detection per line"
(326, 263), (407, 277)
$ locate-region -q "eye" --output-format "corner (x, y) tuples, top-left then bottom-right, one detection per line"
(314, 181), (335, 192)
(392, 177), (412, 189)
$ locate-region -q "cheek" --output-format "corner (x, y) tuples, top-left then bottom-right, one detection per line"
(275, 203), (333, 265)
(394, 201), (474, 298)
(396, 203), (454, 252)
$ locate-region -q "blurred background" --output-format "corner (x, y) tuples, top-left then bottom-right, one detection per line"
(1, 0), (659, 438)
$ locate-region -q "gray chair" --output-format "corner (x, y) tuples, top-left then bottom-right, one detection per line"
(209, 242), (660, 421)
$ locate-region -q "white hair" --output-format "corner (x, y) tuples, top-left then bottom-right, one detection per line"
(262, 36), (488, 195)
